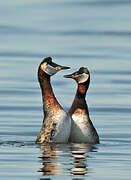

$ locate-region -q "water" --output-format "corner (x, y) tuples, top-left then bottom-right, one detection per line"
(0, 0), (131, 179)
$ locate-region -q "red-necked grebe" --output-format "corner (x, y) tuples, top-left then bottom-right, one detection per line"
(36, 57), (71, 144)
(64, 67), (99, 144)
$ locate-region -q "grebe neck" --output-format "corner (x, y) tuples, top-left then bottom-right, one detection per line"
(69, 82), (89, 115)
(69, 78), (90, 114)
(38, 71), (62, 114)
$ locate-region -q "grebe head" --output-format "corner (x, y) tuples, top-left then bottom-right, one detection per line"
(39, 57), (70, 76)
(64, 67), (90, 84)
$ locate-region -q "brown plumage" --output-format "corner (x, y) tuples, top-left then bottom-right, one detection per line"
(36, 57), (71, 144)
(64, 67), (99, 144)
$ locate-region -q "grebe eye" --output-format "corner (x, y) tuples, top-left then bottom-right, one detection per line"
(56, 66), (62, 70)
(72, 74), (76, 79)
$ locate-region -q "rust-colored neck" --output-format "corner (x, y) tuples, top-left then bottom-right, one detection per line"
(77, 84), (87, 95)
(76, 77), (90, 97)
(69, 79), (90, 115)
(38, 69), (62, 114)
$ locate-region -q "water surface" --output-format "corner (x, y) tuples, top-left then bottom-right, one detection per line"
(0, 0), (131, 179)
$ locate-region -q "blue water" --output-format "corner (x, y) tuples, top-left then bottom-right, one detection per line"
(0, 0), (131, 179)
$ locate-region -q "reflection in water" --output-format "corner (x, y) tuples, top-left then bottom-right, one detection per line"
(71, 144), (95, 176)
(38, 143), (97, 177)
(38, 144), (62, 176)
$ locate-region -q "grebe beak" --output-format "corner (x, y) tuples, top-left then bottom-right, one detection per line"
(61, 66), (70, 70)
(56, 65), (70, 71)
(64, 72), (76, 79)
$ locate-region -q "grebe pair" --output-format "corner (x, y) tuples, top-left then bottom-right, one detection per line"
(36, 57), (99, 144)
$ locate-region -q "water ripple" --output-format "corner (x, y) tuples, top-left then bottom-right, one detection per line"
(111, 80), (131, 85)
(0, 51), (108, 59)
(94, 70), (131, 75)
(66, 0), (131, 6)
(58, 30), (131, 37)
(1, 24), (131, 38)
(0, 90), (38, 96)
(0, 105), (40, 112)
(90, 107), (131, 114)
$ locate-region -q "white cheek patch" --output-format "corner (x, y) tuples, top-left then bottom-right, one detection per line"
(44, 64), (57, 75)
(41, 62), (47, 71)
(77, 73), (89, 83)
(41, 63), (57, 76)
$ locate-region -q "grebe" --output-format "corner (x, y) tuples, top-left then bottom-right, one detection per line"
(64, 67), (99, 144)
(36, 57), (71, 144)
